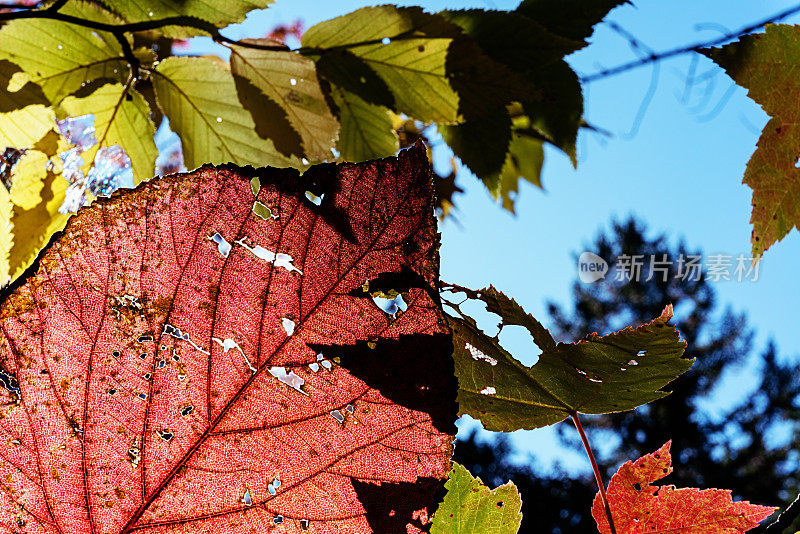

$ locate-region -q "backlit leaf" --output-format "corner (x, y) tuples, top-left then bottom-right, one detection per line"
(8, 170), (68, 283)
(105, 0), (273, 38)
(0, 2), (130, 104)
(0, 145), (456, 533)
(60, 83), (157, 184)
(0, 59), (48, 113)
(449, 302), (691, 431)
(703, 24), (800, 255)
(593, 441), (776, 533)
(431, 462), (522, 534)
(230, 39), (339, 162)
(8, 149), (47, 210)
(330, 84), (399, 162)
(0, 104), (56, 148)
(152, 56), (296, 170)
(303, 6), (460, 123)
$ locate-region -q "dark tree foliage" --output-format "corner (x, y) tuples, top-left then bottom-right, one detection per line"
(455, 217), (800, 533)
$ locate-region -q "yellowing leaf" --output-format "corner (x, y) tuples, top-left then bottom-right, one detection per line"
(153, 56), (296, 169)
(230, 39), (339, 162)
(9, 150), (48, 210)
(331, 84), (398, 162)
(431, 463), (522, 534)
(0, 105), (56, 148)
(0, 3), (130, 104)
(60, 84), (157, 184)
(9, 170), (68, 283)
(703, 24), (800, 255)
(0, 184), (12, 282)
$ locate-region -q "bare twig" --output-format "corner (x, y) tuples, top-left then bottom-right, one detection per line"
(580, 3), (800, 83)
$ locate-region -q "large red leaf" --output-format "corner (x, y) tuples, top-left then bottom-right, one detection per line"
(593, 441), (776, 533)
(0, 144), (456, 533)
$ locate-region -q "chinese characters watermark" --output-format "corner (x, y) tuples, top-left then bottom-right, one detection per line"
(578, 253), (760, 283)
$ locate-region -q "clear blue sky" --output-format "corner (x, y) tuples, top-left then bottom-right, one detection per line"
(188, 0), (800, 473)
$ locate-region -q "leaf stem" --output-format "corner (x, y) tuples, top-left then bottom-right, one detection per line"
(571, 412), (617, 534)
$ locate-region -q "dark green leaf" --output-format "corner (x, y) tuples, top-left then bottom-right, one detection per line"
(484, 133), (544, 212)
(439, 111), (511, 177)
(449, 304), (691, 431)
(516, 0), (628, 48)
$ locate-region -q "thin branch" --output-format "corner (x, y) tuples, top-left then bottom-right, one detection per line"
(762, 492), (800, 533)
(580, 2), (800, 83)
(572, 412), (618, 534)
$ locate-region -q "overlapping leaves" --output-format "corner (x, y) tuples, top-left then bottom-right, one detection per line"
(0, 145), (457, 533)
(445, 285), (692, 431)
(0, 0), (623, 287)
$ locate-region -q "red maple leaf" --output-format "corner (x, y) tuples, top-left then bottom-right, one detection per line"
(0, 144), (456, 533)
(593, 441), (777, 533)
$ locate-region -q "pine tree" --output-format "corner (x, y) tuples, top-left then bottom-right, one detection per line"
(455, 217), (800, 532)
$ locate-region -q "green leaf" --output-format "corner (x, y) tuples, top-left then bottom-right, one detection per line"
(60, 83), (157, 184)
(449, 285), (556, 352)
(516, 0), (628, 48)
(440, 9), (575, 69)
(431, 463), (522, 534)
(448, 303), (691, 431)
(152, 56), (296, 170)
(484, 133), (544, 213)
(303, 6), (459, 123)
(520, 60), (583, 164)
(439, 112), (512, 177)
(702, 24), (800, 256)
(0, 60), (49, 113)
(330, 84), (398, 162)
(0, 2), (130, 104)
(9, 150), (48, 210)
(103, 0), (273, 38)
(230, 39), (339, 162)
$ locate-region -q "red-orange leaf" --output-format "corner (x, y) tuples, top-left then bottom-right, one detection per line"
(593, 441), (776, 533)
(0, 144), (456, 533)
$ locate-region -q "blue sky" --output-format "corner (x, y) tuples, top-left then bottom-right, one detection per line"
(190, 0), (800, 472)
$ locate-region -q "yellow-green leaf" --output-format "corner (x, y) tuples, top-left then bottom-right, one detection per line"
(9, 150), (48, 210)
(0, 105), (56, 149)
(105, 0), (273, 38)
(9, 170), (68, 283)
(431, 463), (522, 534)
(152, 56), (295, 169)
(60, 84), (157, 184)
(230, 39), (338, 162)
(330, 84), (398, 162)
(0, 3), (130, 104)
(0, 184), (13, 283)
(0, 60), (49, 113)
(303, 6), (459, 123)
